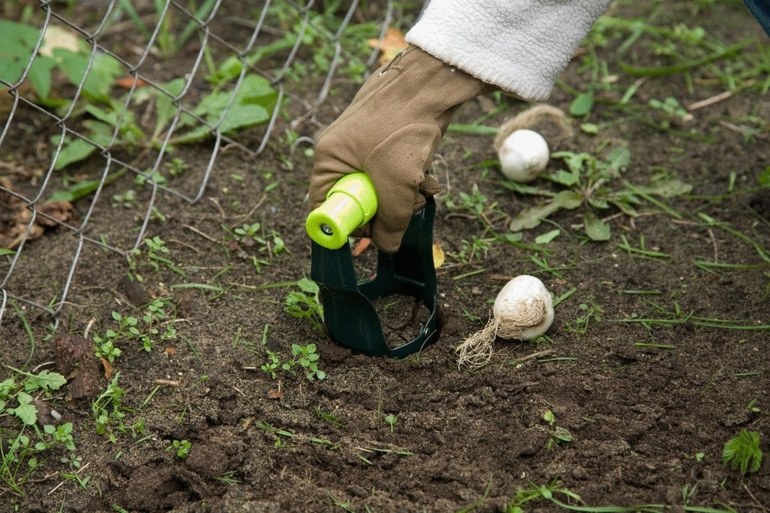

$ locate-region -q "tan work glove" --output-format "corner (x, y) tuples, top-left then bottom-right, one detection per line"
(309, 45), (496, 253)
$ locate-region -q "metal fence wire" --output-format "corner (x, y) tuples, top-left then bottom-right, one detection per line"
(0, 0), (397, 330)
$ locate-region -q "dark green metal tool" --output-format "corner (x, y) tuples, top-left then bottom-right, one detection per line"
(309, 197), (440, 358)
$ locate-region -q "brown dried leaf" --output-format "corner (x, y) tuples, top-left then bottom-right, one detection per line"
(432, 240), (445, 269)
(36, 200), (75, 227)
(367, 28), (408, 65)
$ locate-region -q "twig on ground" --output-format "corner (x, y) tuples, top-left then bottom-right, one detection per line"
(687, 90), (733, 112)
(514, 349), (557, 363)
(209, 197), (226, 220)
(231, 194), (267, 226)
(184, 224), (219, 243)
(153, 379), (180, 386)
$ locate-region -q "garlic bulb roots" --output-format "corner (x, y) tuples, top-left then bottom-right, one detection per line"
(456, 275), (554, 369)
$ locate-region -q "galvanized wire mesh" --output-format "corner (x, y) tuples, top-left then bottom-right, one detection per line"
(0, 0), (394, 329)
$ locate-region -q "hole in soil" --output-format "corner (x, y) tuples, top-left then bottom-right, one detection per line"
(373, 294), (431, 349)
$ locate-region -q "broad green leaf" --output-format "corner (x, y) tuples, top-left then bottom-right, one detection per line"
(218, 103), (269, 133)
(27, 55), (55, 99)
(608, 198), (638, 217)
(535, 229), (560, 245)
(552, 426), (572, 442)
(584, 210), (611, 241)
(0, 56), (25, 84)
(552, 151), (593, 175)
(605, 147), (630, 172)
(53, 48), (120, 102)
(8, 391), (37, 425)
(510, 202), (562, 232)
(236, 74), (277, 106)
(500, 180), (555, 197)
(53, 137), (98, 170)
(588, 198), (609, 209)
(510, 190), (582, 232)
(551, 190), (583, 209)
(635, 179), (693, 198)
(569, 92), (594, 116)
(549, 169), (578, 187)
(153, 78), (186, 138)
(25, 370), (66, 393)
(208, 55), (244, 86)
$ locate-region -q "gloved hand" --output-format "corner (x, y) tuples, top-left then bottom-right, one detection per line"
(309, 45), (496, 253)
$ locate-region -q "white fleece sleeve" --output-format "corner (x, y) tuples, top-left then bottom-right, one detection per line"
(405, 0), (613, 101)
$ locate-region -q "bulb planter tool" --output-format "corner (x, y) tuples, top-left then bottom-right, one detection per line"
(309, 176), (440, 358)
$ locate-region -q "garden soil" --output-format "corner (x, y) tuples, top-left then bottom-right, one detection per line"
(2, 2), (770, 512)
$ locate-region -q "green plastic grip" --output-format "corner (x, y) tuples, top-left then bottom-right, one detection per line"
(306, 173), (378, 250)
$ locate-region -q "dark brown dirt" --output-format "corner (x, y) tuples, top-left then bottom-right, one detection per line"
(1, 1), (770, 512)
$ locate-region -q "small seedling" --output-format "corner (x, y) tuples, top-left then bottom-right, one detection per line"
(0, 368), (68, 495)
(167, 439), (192, 459)
(165, 157), (188, 177)
(44, 423), (76, 453)
(564, 299), (604, 335)
(291, 343), (326, 380)
(504, 480), (583, 513)
(91, 372), (142, 440)
(233, 222), (262, 244)
(384, 414), (398, 433)
(722, 429), (763, 475)
(542, 410), (572, 450)
(284, 278), (324, 333)
(61, 453), (83, 469)
(260, 349), (285, 379)
(112, 189), (136, 208)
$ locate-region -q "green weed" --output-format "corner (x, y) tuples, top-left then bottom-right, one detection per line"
(541, 410), (573, 450)
(722, 429), (763, 475)
(564, 299), (604, 335)
(292, 343), (326, 380)
(0, 369), (72, 496)
(506, 147), (688, 241)
(260, 343), (326, 381)
(94, 298), (176, 356)
(284, 278), (324, 333)
(167, 439), (192, 459)
(384, 414), (398, 433)
(91, 372), (145, 442)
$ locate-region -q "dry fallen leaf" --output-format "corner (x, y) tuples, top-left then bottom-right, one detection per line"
(1, 179), (76, 249)
(432, 240), (445, 269)
(101, 357), (114, 380)
(367, 27), (408, 66)
(115, 76), (149, 89)
(39, 25), (81, 57)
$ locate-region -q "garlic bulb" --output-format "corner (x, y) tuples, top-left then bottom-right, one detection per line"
(497, 129), (550, 183)
(456, 275), (554, 369)
(493, 275), (554, 340)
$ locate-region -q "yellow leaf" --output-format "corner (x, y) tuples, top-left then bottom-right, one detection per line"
(432, 240), (445, 269)
(40, 25), (81, 57)
(367, 28), (408, 65)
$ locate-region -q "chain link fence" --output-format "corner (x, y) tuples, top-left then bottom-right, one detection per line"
(1, 0), (398, 330)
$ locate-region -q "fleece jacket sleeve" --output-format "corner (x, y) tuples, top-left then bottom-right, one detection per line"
(405, 0), (613, 102)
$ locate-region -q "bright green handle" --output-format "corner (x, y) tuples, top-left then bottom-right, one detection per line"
(306, 173), (378, 250)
